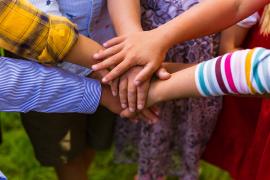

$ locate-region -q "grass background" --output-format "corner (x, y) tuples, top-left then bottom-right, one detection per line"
(0, 112), (231, 180)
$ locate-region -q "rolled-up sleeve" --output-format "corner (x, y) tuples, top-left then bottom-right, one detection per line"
(0, 57), (101, 113)
(0, 0), (78, 63)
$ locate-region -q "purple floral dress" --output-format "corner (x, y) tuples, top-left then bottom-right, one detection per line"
(115, 0), (222, 179)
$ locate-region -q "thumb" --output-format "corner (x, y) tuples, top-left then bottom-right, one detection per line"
(156, 67), (171, 80)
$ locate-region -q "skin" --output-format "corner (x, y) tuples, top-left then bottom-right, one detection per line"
(92, 0), (269, 85)
(219, 24), (250, 54)
(146, 20), (252, 107)
(62, 34), (158, 121)
(99, 0), (170, 112)
(147, 64), (200, 107)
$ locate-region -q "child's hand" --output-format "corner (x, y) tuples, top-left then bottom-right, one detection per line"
(100, 85), (135, 118)
(146, 79), (165, 108)
(89, 69), (108, 80)
(118, 66), (159, 123)
(92, 30), (168, 85)
(119, 66), (150, 111)
(100, 84), (159, 122)
(88, 69), (119, 98)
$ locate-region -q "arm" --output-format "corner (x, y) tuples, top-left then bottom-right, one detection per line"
(107, 0), (155, 112)
(0, 57), (100, 113)
(0, 0), (106, 69)
(147, 48), (270, 106)
(157, 0), (267, 48)
(107, 0), (142, 35)
(0, 56), (136, 117)
(219, 25), (249, 55)
(219, 12), (259, 54)
(64, 34), (105, 68)
(93, 0), (268, 84)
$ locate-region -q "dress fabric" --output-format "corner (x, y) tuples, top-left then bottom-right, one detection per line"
(115, 0), (222, 179)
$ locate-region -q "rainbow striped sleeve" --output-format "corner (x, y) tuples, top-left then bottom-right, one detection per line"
(195, 47), (270, 96)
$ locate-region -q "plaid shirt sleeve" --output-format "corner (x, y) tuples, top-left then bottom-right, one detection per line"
(0, 0), (78, 63)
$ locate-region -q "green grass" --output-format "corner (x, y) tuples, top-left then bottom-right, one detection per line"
(0, 112), (231, 180)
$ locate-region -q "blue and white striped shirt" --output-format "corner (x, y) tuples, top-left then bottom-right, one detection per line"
(0, 57), (101, 114)
(0, 171), (6, 180)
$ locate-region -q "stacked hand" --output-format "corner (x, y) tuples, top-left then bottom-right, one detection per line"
(92, 30), (169, 85)
(91, 30), (175, 123)
(100, 84), (161, 124)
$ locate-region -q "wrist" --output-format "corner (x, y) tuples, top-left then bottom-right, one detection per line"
(119, 26), (143, 35)
(147, 80), (166, 107)
(154, 24), (178, 51)
(100, 85), (109, 106)
(151, 28), (171, 55)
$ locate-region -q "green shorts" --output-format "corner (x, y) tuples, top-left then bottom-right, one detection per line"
(21, 107), (116, 166)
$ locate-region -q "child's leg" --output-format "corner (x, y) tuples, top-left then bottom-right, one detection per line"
(21, 112), (93, 180)
(55, 148), (95, 180)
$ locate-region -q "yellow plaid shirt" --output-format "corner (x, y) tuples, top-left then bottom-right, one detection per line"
(0, 0), (78, 63)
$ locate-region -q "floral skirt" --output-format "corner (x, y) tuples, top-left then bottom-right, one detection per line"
(115, 0), (222, 179)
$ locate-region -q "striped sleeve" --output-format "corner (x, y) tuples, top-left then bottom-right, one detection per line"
(195, 47), (270, 96)
(0, 57), (101, 113)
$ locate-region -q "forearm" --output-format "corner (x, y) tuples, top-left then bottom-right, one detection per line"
(0, 57), (101, 113)
(64, 34), (104, 68)
(148, 48), (270, 106)
(148, 65), (199, 105)
(107, 0), (142, 35)
(156, 0), (268, 49)
(219, 11), (259, 55)
(219, 25), (248, 55)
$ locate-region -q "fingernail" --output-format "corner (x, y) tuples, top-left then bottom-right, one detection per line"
(93, 54), (99, 58)
(164, 72), (170, 76)
(121, 104), (127, 109)
(92, 65), (97, 70)
(138, 104), (143, 110)
(102, 77), (108, 83)
(112, 91), (117, 96)
(153, 118), (159, 123)
(103, 43), (107, 47)
(134, 80), (141, 86)
(129, 107), (135, 112)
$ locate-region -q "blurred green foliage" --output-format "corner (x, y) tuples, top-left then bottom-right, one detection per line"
(0, 112), (231, 180)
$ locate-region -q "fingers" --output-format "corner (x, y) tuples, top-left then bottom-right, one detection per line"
(127, 77), (137, 113)
(156, 67), (171, 80)
(150, 105), (160, 116)
(111, 78), (119, 96)
(102, 58), (134, 83)
(119, 77), (128, 109)
(120, 109), (159, 124)
(134, 63), (158, 86)
(141, 109), (159, 124)
(137, 81), (150, 110)
(103, 36), (125, 48)
(93, 44), (123, 60)
(120, 108), (136, 119)
(92, 49), (124, 72)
